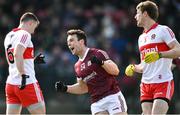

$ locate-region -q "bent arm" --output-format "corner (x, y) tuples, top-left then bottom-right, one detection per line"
(160, 40), (180, 58)
(67, 79), (88, 94)
(14, 44), (26, 75)
(102, 60), (119, 76)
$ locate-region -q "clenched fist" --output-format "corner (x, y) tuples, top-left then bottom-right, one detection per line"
(125, 64), (135, 77)
(55, 81), (67, 92)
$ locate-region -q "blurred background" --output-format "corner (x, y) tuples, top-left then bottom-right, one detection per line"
(0, 0), (180, 114)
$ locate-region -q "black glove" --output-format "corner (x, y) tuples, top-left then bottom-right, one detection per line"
(90, 55), (104, 65)
(34, 53), (45, 64)
(19, 74), (29, 90)
(55, 81), (67, 92)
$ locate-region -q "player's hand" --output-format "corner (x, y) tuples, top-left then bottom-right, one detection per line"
(19, 74), (29, 90)
(125, 64), (135, 77)
(34, 53), (46, 64)
(55, 81), (67, 92)
(144, 51), (161, 63)
(90, 55), (104, 65)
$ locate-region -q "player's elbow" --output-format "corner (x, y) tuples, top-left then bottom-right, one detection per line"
(113, 67), (120, 76)
(14, 53), (23, 61)
(104, 60), (120, 76)
(111, 62), (120, 76)
(107, 67), (119, 76)
(14, 53), (20, 59)
(14, 50), (23, 58)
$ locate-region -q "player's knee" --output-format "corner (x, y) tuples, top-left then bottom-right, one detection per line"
(6, 104), (22, 114)
(142, 106), (152, 114)
(95, 110), (108, 115)
(29, 107), (46, 114)
(152, 99), (169, 114)
(142, 109), (152, 115)
(27, 102), (46, 114)
(114, 112), (127, 115)
(141, 102), (153, 114)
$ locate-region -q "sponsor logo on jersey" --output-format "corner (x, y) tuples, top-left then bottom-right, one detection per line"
(83, 71), (97, 83)
(140, 43), (170, 60)
(141, 46), (158, 60)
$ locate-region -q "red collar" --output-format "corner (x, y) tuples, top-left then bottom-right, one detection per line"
(12, 28), (21, 32)
(144, 23), (158, 33)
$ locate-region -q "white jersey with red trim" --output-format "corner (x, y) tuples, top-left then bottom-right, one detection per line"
(138, 24), (176, 83)
(4, 28), (37, 85)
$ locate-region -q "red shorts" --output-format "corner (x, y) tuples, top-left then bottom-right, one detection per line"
(140, 80), (174, 102)
(6, 82), (44, 107)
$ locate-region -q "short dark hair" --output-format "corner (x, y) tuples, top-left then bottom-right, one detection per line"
(136, 1), (159, 21)
(67, 29), (87, 45)
(20, 12), (39, 24)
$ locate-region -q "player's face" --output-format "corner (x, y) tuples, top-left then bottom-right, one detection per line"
(67, 35), (83, 56)
(135, 9), (145, 27)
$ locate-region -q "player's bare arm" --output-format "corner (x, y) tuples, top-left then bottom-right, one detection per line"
(160, 40), (180, 58)
(14, 44), (26, 75)
(134, 63), (143, 73)
(67, 78), (88, 94)
(102, 60), (120, 76)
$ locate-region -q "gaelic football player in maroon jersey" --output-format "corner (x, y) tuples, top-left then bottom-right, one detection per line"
(55, 29), (127, 115)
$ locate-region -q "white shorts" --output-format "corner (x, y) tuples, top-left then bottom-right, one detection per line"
(91, 91), (127, 115)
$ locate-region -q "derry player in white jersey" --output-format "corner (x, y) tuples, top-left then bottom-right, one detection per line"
(125, 1), (180, 114)
(4, 12), (46, 114)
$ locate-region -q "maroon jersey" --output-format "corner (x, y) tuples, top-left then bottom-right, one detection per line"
(74, 48), (120, 103)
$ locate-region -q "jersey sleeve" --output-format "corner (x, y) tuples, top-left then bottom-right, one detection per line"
(4, 34), (9, 49)
(96, 49), (110, 61)
(17, 31), (31, 48)
(161, 26), (176, 45)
